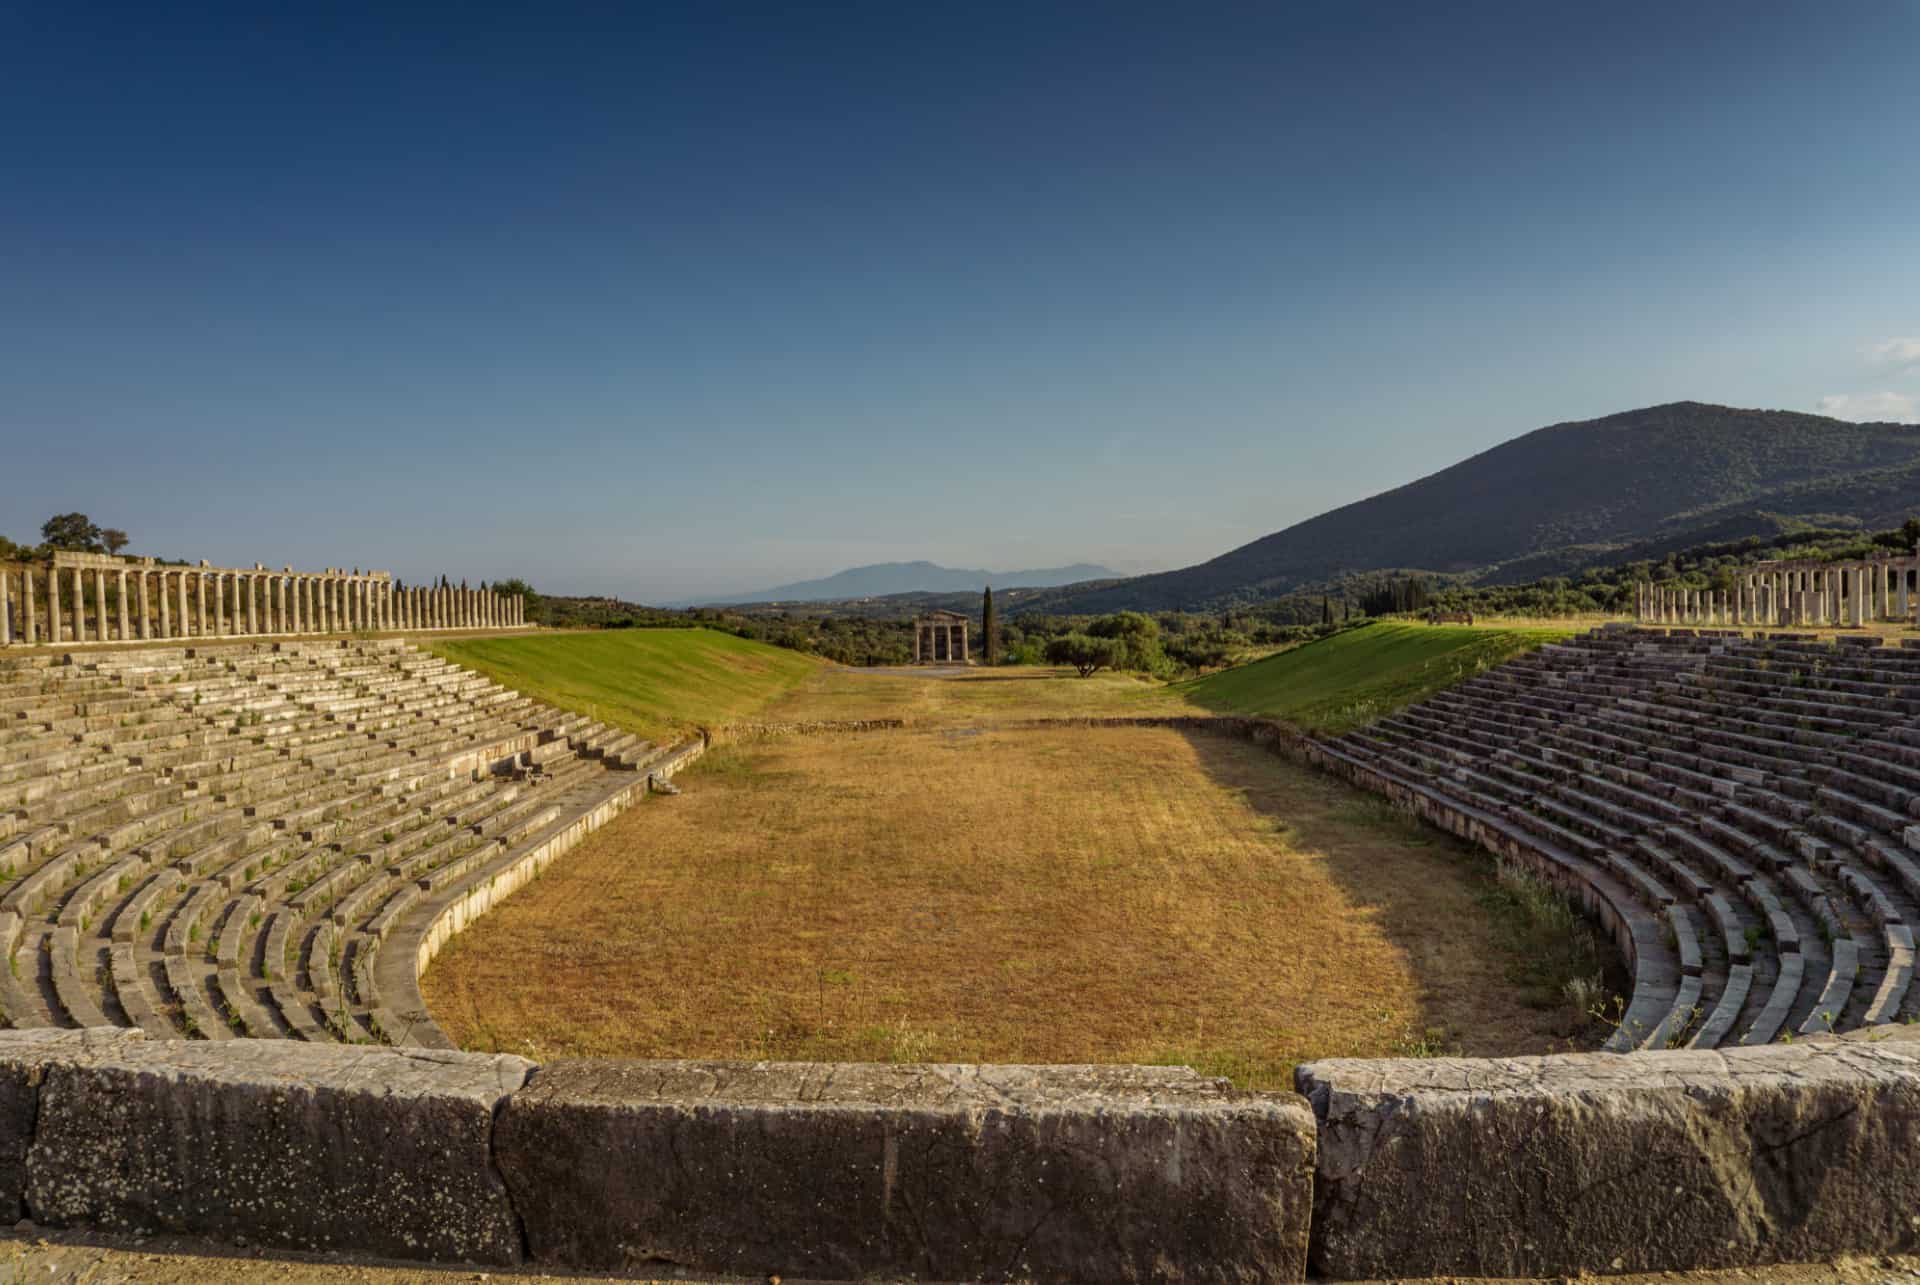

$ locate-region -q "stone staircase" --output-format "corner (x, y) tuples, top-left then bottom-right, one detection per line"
(0, 639), (679, 1044)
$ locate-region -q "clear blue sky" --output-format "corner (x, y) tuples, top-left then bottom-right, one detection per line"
(4, 2), (1917, 600)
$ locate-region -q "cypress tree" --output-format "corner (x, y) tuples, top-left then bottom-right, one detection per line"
(982, 585), (997, 664)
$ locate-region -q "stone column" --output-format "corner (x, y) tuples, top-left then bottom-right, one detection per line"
(1901, 565), (1912, 621)
(156, 572), (171, 639)
(1853, 567), (1867, 627)
(46, 566), (62, 644)
(112, 569), (127, 641)
(0, 569), (10, 647)
(22, 568), (37, 644)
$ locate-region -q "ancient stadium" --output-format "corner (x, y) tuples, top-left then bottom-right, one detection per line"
(0, 545), (1917, 1282)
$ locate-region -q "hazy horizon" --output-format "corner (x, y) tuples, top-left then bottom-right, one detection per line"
(4, 3), (1917, 600)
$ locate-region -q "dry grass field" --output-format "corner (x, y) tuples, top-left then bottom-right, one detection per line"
(757, 661), (1202, 726)
(426, 718), (1602, 1088)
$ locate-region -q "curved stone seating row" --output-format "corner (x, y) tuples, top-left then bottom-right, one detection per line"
(0, 638), (676, 1043)
(1313, 625), (1920, 1050)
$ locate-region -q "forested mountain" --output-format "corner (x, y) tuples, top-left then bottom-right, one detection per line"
(1023, 403), (1920, 613)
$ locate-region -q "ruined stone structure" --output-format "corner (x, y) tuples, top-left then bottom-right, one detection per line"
(0, 639), (695, 1047)
(1636, 551), (1919, 627)
(910, 608), (969, 663)
(0, 551), (523, 648)
(1309, 625), (1920, 1051)
(5, 631), (1920, 1279)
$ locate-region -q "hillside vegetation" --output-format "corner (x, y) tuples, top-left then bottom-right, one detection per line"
(426, 629), (822, 743)
(1033, 402), (1920, 613)
(1179, 621), (1573, 733)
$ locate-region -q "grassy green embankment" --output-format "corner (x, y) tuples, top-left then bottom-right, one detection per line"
(1178, 620), (1576, 734)
(427, 629), (823, 744)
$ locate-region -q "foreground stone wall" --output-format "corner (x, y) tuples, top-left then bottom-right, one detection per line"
(7, 1028), (1919, 1281)
(0, 551), (524, 647)
(0, 1031), (1312, 1284)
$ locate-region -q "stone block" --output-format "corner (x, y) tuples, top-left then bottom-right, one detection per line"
(497, 1059), (1313, 1283)
(0, 1029), (145, 1222)
(1299, 1041), (1920, 1278)
(23, 1038), (532, 1264)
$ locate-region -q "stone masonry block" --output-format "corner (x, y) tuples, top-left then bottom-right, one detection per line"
(1299, 1041), (1920, 1279)
(0, 1029), (145, 1222)
(23, 1038), (533, 1264)
(497, 1059), (1313, 1283)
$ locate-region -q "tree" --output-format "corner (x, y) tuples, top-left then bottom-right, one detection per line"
(99, 528), (130, 556)
(494, 578), (542, 624)
(981, 585), (997, 664)
(1044, 633), (1121, 677)
(1904, 517), (1920, 553)
(1083, 611), (1168, 675)
(41, 513), (102, 552)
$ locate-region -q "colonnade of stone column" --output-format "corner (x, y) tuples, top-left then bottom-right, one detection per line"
(0, 553), (527, 647)
(1636, 555), (1919, 628)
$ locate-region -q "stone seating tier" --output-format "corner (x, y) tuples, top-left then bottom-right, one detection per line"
(1318, 626), (1920, 1048)
(0, 638), (663, 1043)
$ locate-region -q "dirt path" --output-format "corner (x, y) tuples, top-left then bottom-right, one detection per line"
(1, 1226), (1917, 1284)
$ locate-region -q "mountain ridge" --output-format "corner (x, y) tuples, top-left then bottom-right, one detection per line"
(1019, 402), (1920, 614)
(674, 560), (1120, 607)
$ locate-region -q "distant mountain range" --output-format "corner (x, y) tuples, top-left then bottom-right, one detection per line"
(1021, 402), (1920, 614)
(676, 560), (1120, 607)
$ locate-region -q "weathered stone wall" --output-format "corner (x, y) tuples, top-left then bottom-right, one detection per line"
(0, 552), (525, 647)
(0, 1030), (1313, 1284)
(8, 1027), (1920, 1281)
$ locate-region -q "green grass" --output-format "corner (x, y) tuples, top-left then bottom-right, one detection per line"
(1176, 620), (1576, 734)
(427, 629), (824, 744)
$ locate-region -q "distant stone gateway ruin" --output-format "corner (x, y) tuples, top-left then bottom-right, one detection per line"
(911, 608), (969, 663)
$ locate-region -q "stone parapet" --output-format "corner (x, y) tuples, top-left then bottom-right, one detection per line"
(0, 1030), (1311, 1283)
(1299, 1039), (1920, 1278)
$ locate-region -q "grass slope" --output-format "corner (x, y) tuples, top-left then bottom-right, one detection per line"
(1179, 620), (1573, 733)
(427, 628), (821, 743)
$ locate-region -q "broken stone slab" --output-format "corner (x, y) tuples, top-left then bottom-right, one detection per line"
(21, 1037), (533, 1265)
(497, 1059), (1313, 1283)
(1298, 1041), (1920, 1279)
